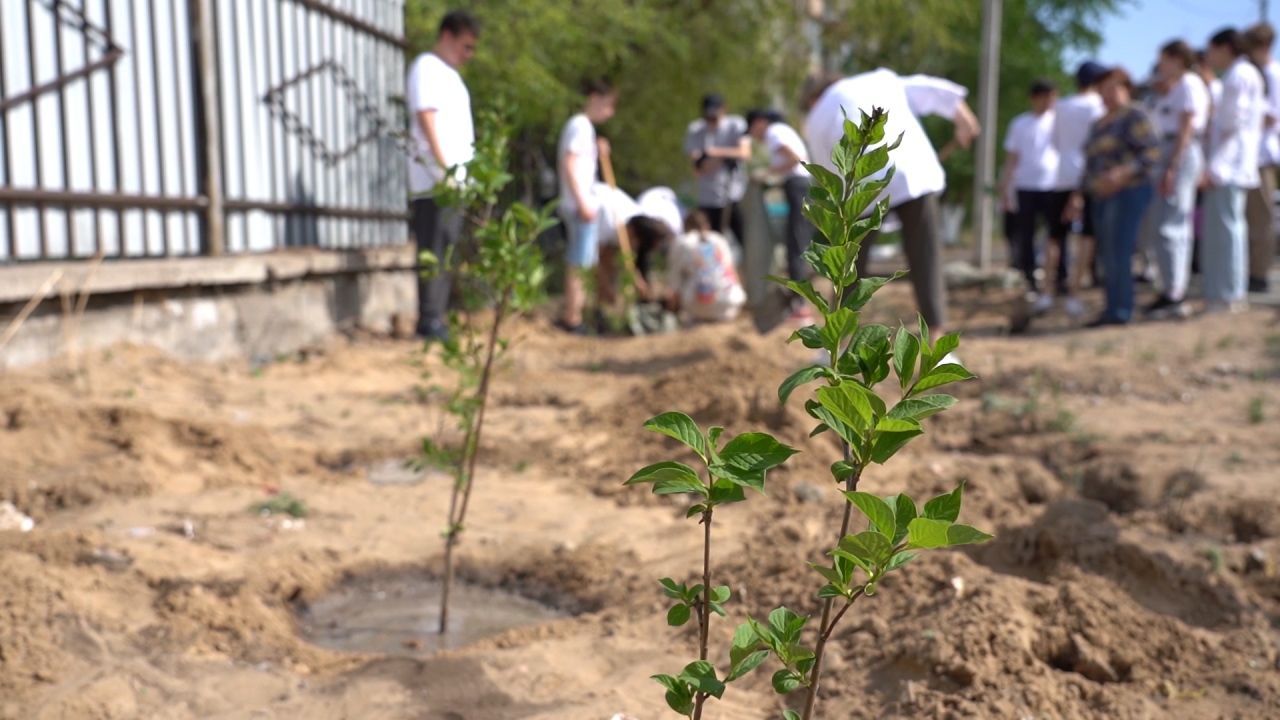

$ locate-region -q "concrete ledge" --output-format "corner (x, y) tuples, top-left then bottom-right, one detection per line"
(0, 245), (415, 304)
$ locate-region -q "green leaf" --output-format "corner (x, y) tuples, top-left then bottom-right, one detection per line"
(653, 476), (710, 497)
(708, 478), (747, 505)
(731, 621), (762, 662)
(652, 674), (695, 716)
(709, 601), (727, 617)
(807, 403), (860, 450)
(707, 426), (725, 451)
(839, 530), (894, 567)
(710, 585), (731, 603)
(772, 669), (805, 695)
(727, 650), (769, 682)
(819, 307), (860, 354)
(843, 272), (906, 311)
(918, 315), (931, 352)
(784, 711), (802, 720)
(720, 433), (798, 473)
(816, 382), (874, 433)
(808, 562), (847, 588)
(888, 394), (957, 422)
(923, 484), (963, 523)
(644, 412), (707, 460)
(817, 584), (847, 599)
(686, 503), (707, 518)
(893, 327), (921, 390)
(770, 276), (830, 314)
(830, 460), (858, 482)
(767, 607), (807, 643)
(667, 603), (692, 626)
(679, 661), (726, 700)
(912, 363), (975, 394)
(906, 517), (952, 549)
(658, 578), (685, 598)
(946, 524), (994, 546)
(787, 324), (826, 350)
(931, 332), (961, 368)
(889, 493), (917, 545)
(869, 416), (924, 464)
(779, 365), (829, 405)
(844, 491), (896, 537)
(886, 550), (917, 571)
(625, 460), (701, 487)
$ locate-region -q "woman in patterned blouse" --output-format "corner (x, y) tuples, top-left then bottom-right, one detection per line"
(1068, 66), (1162, 326)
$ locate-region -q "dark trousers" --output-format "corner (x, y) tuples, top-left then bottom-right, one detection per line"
(700, 202), (745, 244)
(783, 176), (815, 282)
(1014, 190), (1071, 294)
(411, 196), (463, 333)
(857, 193), (947, 328)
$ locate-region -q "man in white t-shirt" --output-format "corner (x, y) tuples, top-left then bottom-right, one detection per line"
(747, 109), (814, 299)
(1145, 40), (1211, 317)
(1204, 27), (1267, 310)
(685, 94), (751, 243)
(1245, 22), (1280, 293)
(804, 69), (980, 330)
(1053, 62), (1108, 293)
(999, 79), (1067, 313)
(557, 79), (618, 333)
(405, 11), (478, 342)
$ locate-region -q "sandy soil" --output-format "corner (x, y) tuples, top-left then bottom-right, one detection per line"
(2, 282), (1280, 720)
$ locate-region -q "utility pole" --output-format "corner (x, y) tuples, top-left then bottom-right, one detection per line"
(972, 0), (1003, 271)
(1263, 0), (1270, 22)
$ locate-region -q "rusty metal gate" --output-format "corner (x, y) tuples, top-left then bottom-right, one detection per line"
(0, 0), (407, 263)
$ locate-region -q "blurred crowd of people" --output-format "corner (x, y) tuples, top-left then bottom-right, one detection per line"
(999, 23), (1280, 328)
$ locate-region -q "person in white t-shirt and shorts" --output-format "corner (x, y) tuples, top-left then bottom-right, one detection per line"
(803, 69), (980, 331)
(405, 11), (479, 342)
(999, 79), (1070, 315)
(557, 79), (619, 333)
(747, 109), (814, 313)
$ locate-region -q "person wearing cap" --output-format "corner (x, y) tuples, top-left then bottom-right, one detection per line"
(1143, 40), (1211, 319)
(1202, 27), (1267, 312)
(1052, 61), (1108, 297)
(746, 109), (814, 296)
(1069, 66), (1161, 326)
(999, 79), (1070, 317)
(684, 94), (751, 243)
(1244, 22), (1280, 293)
(803, 69), (980, 330)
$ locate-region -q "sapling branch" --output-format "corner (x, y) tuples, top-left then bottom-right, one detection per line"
(802, 465), (860, 720)
(693, 507), (713, 720)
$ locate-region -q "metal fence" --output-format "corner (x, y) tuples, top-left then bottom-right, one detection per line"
(0, 0), (408, 263)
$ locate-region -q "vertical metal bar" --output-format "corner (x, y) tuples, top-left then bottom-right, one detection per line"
(227, 0), (248, 252)
(250, 0), (277, 242)
(125, 0), (154, 255)
(193, 0), (225, 255)
(25, 2), (48, 257)
(303, 4), (317, 245)
(145, 0), (171, 255)
(78, 0), (103, 254)
(277, 0), (293, 245)
(167, 0), (191, 253)
(105, 0), (124, 255)
(0, 6), (15, 258)
(52, 0), (78, 256)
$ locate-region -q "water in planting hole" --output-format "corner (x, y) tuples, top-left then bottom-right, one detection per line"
(298, 574), (563, 655)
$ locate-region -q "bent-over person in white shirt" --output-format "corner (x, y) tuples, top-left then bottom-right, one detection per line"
(999, 79), (1068, 315)
(1144, 40), (1211, 317)
(804, 69), (980, 330)
(406, 11), (479, 342)
(1204, 28), (1267, 310)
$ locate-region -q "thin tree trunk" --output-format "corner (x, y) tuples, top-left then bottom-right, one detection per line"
(693, 509), (713, 720)
(802, 466), (861, 720)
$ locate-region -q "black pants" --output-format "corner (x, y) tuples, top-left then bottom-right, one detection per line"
(700, 202), (745, 244)
(783, 176), (815, 282)
(1014, 190), (1070, 294)
(857, 193), (947, 328)
(411, 196), (463, 334)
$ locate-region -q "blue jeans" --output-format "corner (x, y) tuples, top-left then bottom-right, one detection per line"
(1092, 183), (1153, 322)
(1202, 185), (1248, 303)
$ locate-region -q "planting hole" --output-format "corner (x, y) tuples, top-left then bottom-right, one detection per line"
(299, 574), (564, 655)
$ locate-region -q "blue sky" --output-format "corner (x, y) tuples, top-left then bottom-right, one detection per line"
(1092, 0), (1276, 75)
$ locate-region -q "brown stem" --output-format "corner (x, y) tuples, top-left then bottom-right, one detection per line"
(802, 463), (861, 720)
(438, 291), (511, 634)
(693, 508), (713, 720)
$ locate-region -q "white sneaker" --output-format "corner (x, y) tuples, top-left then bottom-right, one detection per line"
(1063, 296), (1085, 319)
(1030, 293), (1054, 315)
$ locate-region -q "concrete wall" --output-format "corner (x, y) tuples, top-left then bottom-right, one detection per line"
(0, 247), (415, 369)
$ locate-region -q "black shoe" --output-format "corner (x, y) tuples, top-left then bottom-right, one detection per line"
(1085, 315), (1127, 328)
(1248, 276), (1270, 293)
(1143, 295), (1176, 316)
(416, 320), (450, 344)
(554, 319), (587, 336)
